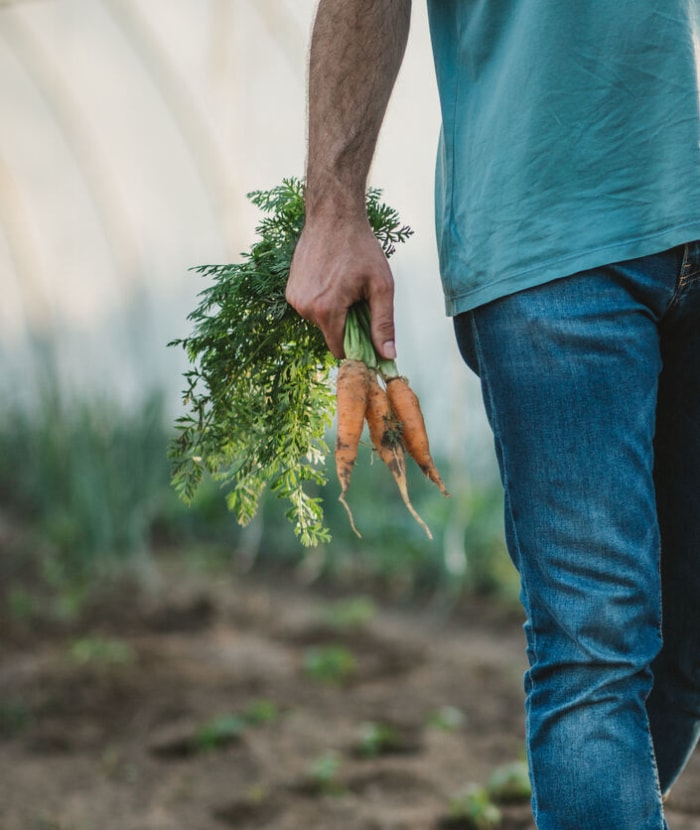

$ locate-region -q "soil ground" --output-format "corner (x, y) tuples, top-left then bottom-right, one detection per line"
(2, 544), (700, 830)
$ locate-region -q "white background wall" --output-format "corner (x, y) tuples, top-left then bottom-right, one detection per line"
(0, 0), (492, 473)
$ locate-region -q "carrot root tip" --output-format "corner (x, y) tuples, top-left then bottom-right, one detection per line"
(397, 486), (433, 540)
(423, 468), (450, 497)
(339, 493), (362, 539)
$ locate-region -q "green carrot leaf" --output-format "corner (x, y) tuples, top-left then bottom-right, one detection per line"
(169, 177), (412, 545)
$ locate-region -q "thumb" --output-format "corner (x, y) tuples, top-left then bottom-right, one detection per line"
(369, 287), (397, 361)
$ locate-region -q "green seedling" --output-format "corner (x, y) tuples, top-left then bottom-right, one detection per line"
(308, 751), (346, 796)
(193, 701), (279, 753)
(303, 645), (358, 685)
(7, 587), (37, 624)
(448, 784), (502, 829)
(321, 596), (377, 630)
(242, 699), (279, 725)
(356, 721), (401, 758)
(486, 760), (531, 805)
(426, 704), (466, 732)
(68, 636), (136, 670)
(195, 713), (247, 751)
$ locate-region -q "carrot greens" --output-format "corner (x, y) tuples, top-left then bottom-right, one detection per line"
(169, 177), (412, 546)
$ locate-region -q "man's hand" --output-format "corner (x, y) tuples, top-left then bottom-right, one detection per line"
(286, 215), (396, 360)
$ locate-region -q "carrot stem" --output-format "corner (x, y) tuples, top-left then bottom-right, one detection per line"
(344, 302), (398, 379)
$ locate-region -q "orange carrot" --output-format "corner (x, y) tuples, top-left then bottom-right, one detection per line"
(386, 376), (449, 497)
(335, 359), (371, 537)
(366, 373), (433, 540)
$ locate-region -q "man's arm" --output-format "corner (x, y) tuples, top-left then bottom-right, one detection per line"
(286, 0), (412, 359)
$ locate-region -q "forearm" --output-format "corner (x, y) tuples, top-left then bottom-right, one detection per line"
(286, 1), (409, 359)
(305, 0), (411, 222)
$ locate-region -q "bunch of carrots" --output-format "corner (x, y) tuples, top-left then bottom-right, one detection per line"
(171, 178), (445, 546)
(336, 301), (448, 540)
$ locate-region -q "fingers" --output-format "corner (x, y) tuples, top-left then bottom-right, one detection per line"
(310, 302), (348, 360)
(286, 257), (348, 359)
(286, 220), (397, 361)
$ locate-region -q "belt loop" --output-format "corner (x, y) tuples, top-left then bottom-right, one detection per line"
(678, 243), (690, 284)
(680, 241), (700, 282)
(681, 244), (690, 278)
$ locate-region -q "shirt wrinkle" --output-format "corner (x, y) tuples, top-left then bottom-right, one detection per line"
(427, 0), (700, 316)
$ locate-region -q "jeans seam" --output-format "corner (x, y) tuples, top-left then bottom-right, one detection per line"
(470, 310), (540, 821)
(678, 243), (700, 284)
(665, 244), (693, 311)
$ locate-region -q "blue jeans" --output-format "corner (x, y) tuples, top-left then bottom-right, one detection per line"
(454, 242), (700, 830)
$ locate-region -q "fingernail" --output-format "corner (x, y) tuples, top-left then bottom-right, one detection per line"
(383, 340), (397, 360)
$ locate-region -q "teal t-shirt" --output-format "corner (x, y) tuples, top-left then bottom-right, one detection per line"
(427, 1), (700, 315)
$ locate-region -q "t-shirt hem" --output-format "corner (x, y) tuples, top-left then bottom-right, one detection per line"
(443, 222), (700, 317)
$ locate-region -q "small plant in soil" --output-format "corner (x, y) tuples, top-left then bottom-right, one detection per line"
(7, 586), (37, 624)
(354, 720), (422, 757)
(195, 713), (247, 751)
(67, 636), (136, 671)
(195, 700), (279, 751)
(426, 704), (466, 732)
(443, 783), (502, 829)
(486, 760), (531, 805)
(242, 698), (280, 725)
(307, 750), (347, 796)
(153, 701), (282, 758)
(356, 721), (400, 757)
(320, 595), (377, 630)
(302, 645), (358, 685)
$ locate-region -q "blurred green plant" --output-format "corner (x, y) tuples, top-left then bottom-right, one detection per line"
(319, 595), (377, 630)
(68, 636), (136, 670)
(195, 713), (247, 751)
(0, 340), (513, 607)
(426, 704), (466, 732)
(7, 587), (37, 624)
(193, 700), (280, 753)
(447, 784), (502, 829)
(356, 721), (401, 758)
(242, 699), (280, 725)
(302, 645), (358, 686)
(0, 376), (168, 583)
(461, 487), (517, 599)
(486, 760), (531, 805)
(307, 750), (346, 796)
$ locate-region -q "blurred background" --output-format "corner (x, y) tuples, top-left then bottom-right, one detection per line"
(0, 0), (509, 606)
(4, 11), (700, 830)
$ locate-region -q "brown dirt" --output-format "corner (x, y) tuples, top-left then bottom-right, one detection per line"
(1, 552), (700, 830)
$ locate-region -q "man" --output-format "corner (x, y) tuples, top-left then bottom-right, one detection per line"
(286, 2), (700, 828)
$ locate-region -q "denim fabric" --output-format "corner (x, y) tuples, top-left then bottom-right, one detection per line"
(454, 243), (700, 830)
